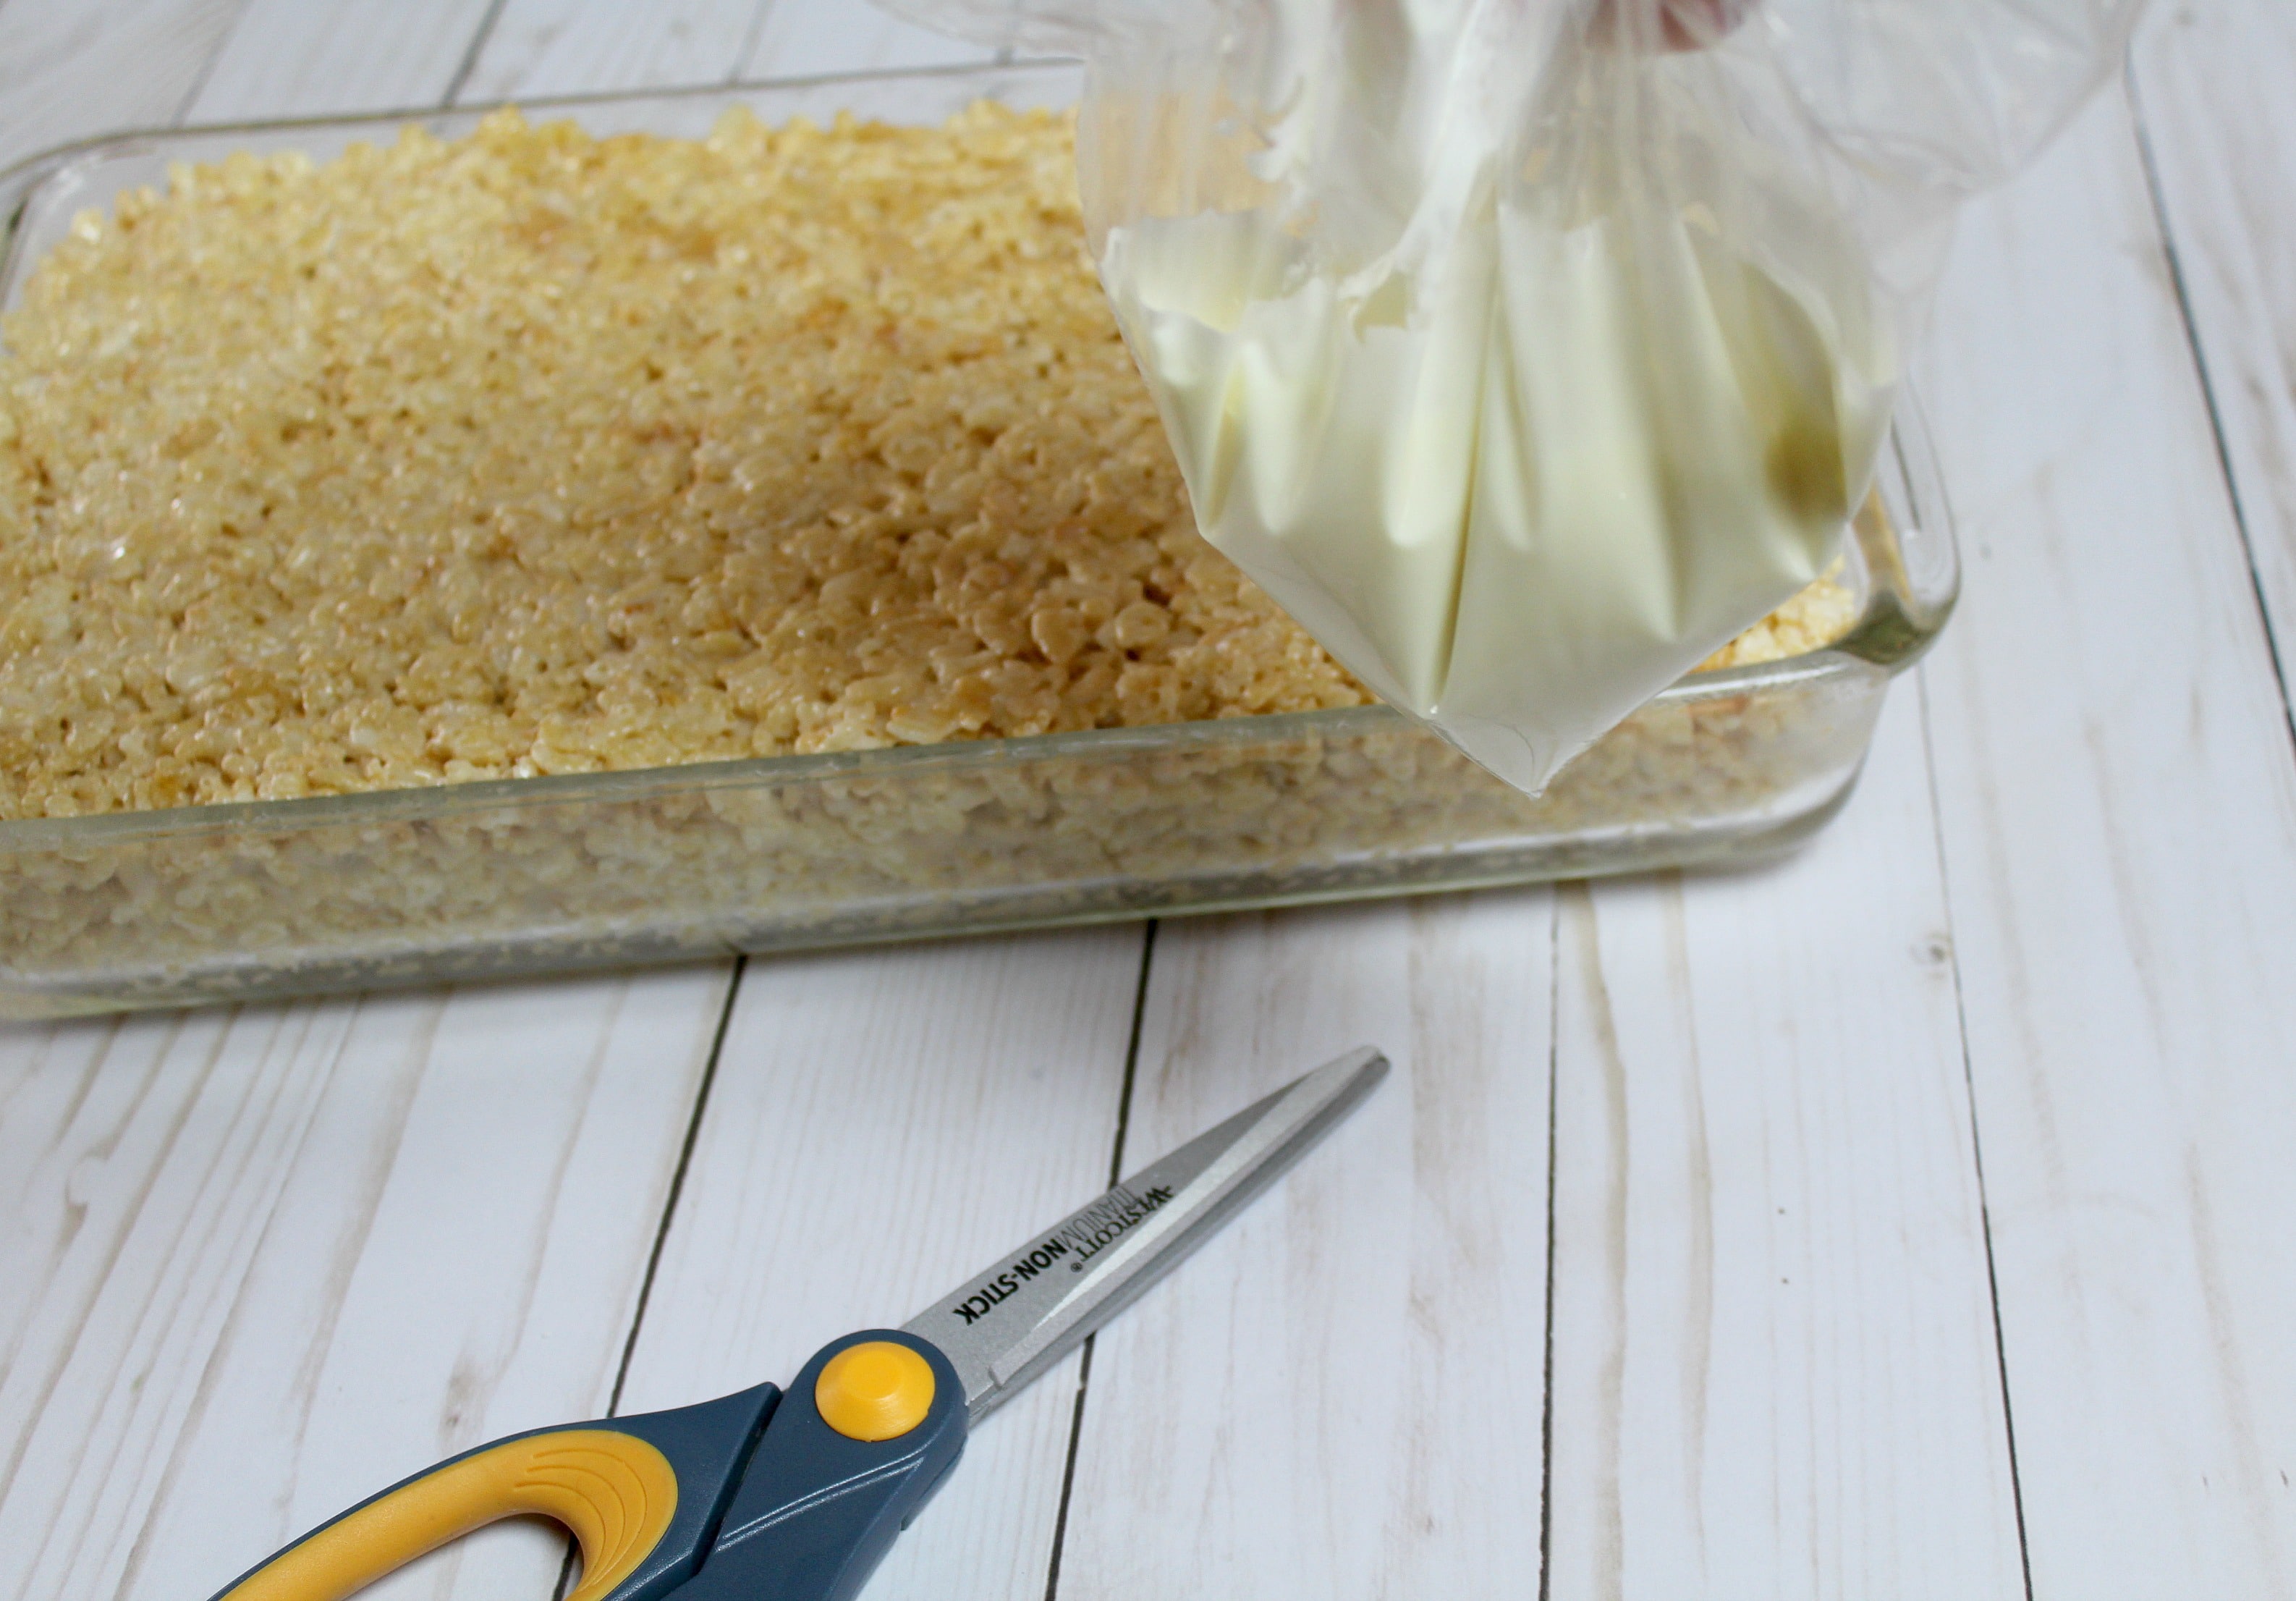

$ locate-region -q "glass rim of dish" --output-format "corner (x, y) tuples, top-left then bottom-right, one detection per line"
(0, 59), (1959, 851)
(0, 57), (1098, 200)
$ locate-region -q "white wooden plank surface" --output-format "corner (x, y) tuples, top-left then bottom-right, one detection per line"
(614, 931), (1145, 1601)
(1055, 892), (1554, 1597)
(0, 973), (732, 1601)
(188, 0), (502, 119)
(0, 10), (754, 1601)
(0, 0), (246, 169)
(1546, 690), (2023, 1600)
(459, 0), (770, 103)
(740, 0), (991, 80)
(7, 4), (2296, 1601)
(2130, 0), (2296, 713)
(1918, 80), (2296, 1599)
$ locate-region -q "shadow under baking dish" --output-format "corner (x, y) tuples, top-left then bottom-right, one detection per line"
(0, 62), (1959, 1018)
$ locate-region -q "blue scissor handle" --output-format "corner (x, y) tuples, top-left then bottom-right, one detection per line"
(673, 1330), (969, 1601)
(206, 1330), (967, 1601)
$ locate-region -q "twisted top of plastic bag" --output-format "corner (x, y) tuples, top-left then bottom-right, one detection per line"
(875, 0), (2143, 203)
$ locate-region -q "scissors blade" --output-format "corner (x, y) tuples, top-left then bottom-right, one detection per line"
(903, 1044), (1387, 1425)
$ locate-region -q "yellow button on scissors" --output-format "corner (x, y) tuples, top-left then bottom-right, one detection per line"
(205, 1048), (1386, 1601)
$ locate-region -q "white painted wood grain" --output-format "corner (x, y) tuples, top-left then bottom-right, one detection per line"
(741, 0), (991, 80)
(0, 12), (761, 1601)
(0, 970), (732, 1601)
(459, 0), (770, 103)
(0, 0), (245, 169)
(5, 9), (2290, 1601)
(1546, 689), (2024, 1600)
(1056, 892), (1553, 1598)
(614, 929), (1144, 1601)
(1918, 83), (2296, 1598)
(2130, 0), (2296, 717)
(188, 0), (501, 119)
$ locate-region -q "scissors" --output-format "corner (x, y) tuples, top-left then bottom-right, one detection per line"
(207, 1045), (1388, 1601)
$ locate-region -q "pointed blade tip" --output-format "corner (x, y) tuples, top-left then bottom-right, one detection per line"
(916, 1043), (1391, 1422)
(1321, 1043), (1389, 1097)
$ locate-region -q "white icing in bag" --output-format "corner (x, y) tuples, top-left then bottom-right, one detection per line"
(873, 0), (2143, 793)
(1098, 8), (1896, 792)
(1105, 205), (1889, 789)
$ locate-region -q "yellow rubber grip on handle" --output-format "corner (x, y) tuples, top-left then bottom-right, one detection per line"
(217, 1429), (678, 1601)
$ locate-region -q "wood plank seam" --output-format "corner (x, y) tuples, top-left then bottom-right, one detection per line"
(517, 957), (750, 1601)
(1916, 59), (2296, 1571)
(443, 0), (514, 104)
(1556, 882), (1632, 1597)
(602, 957), (752, 1422)
(166, 0), (260, 122)
(732, 0), (774, 83)
(1059, 894), (1557, 1596)
(2121, 59), (2296, 768)
(1536, 891), (1561, 1601)
(1037, 917), (1155, 1601)
(1915, 667), (2038, 1601)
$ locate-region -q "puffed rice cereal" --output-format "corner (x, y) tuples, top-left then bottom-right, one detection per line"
(0, 103), (1851, 821)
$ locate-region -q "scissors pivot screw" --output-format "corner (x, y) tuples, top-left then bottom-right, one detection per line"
(816, 1340), (938, 1442)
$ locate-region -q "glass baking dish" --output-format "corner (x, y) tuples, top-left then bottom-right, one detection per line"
(0, 63), (1957, 1020)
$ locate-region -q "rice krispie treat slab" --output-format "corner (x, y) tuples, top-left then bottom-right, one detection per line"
(0, 104), (1849, 823)
(0, 74), (1943, 1017)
